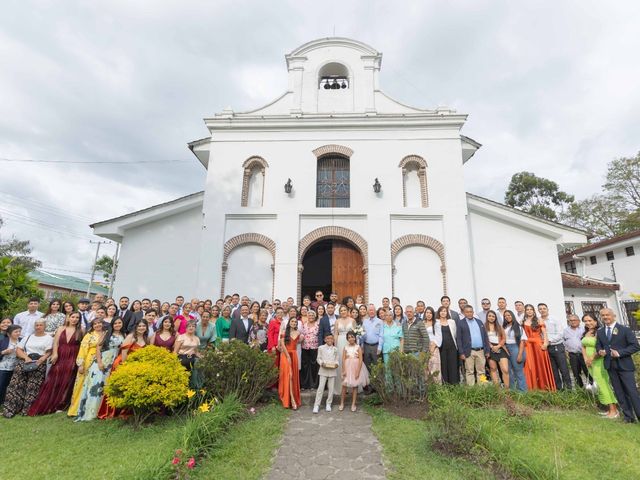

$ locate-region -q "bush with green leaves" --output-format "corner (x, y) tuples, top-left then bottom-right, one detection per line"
(370, 351), (429, 405)
(198, 341), (278, 405)
(104, 345), (190, 427)
(0, 257), (42, 318)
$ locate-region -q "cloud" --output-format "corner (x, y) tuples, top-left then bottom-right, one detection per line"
(1, 0), (639, 280)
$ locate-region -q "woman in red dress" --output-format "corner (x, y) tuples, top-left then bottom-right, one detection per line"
(267, 307), (284, 364)
(98, 320), (149, 419)
(278, 317), (302, 409)
(522, 304), (556, 391)
(28, 312), (83, 415)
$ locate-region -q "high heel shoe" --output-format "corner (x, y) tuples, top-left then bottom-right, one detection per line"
(351, 405), (357, 412)
(338, 404), (344, 411)
(605, 412), (619, 419)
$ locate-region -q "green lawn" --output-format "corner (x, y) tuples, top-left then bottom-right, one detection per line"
(0, 414), (185, 479)
(369, 408), (494, 480)
(191, 404), (289, 480)
(370, 406), (640, 480)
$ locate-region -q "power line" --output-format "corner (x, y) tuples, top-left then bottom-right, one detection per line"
(0, 210), (95, 240)
(41, 266), (93, 275)
(0, 196), (93, 224)
(0, 157), (192, 164)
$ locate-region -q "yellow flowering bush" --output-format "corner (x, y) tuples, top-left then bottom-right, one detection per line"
(105, 345), (190, 426)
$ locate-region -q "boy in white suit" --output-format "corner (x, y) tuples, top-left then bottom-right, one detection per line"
(313, 333), (339, 413)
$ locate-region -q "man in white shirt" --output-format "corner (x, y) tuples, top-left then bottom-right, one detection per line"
(514, 301), (525, 325)
(496, 297), (508, 324)
(13, 297), (43, 338)
(539, 303), (572, 390)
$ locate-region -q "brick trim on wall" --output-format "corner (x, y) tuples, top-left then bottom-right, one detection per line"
(297, 226), (368, 303)
(390, 234), (447, 295)
(312, 144), (354, 158)
(398, 155), (428, 208)
(240, 156), (269, 207)
(221, 233), (276, 299)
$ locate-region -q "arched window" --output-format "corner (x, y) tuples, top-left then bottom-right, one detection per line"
(399, 155), (428, 207)
(316, 155), (350, 208)
(241, 156), (268, 207)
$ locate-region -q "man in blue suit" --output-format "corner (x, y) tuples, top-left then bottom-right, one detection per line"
(597, 308), (640, 423)
(317, 302), (337, 345)
(457, 305), (491, 385)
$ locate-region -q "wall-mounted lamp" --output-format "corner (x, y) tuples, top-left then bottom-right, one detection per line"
(373, 178), (382, 193)
(284, 178), (293, 194)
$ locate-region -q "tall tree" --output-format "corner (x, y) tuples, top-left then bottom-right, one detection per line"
(560, 152), (640, 240)
(504, 172), (574, 221)
(95, 255), (114, 282)
(603, 152), (640, 210)
(0, 217), (42, 270)
(0, 216), (43, 317)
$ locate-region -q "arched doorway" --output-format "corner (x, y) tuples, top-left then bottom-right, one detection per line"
(301, 239), (365, 302)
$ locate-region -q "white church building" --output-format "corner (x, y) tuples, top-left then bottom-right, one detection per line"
(92, 37), (587, 314)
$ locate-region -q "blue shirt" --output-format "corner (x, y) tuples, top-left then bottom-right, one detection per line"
(382, 323), (403, 354)
(467, 318), (483, 348)
(362, 317), (384, 352)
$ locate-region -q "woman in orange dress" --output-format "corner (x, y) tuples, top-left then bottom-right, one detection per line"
(522, 304), (556, 391)
(278, 316), (302, 410)
(98, 320), (149, 419)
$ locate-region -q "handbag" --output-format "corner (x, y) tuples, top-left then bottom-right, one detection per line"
(21, 336), (42, 372)
(586, 380), (599, 396)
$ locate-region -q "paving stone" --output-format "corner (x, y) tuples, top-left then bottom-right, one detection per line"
(266, 398), (386, 480)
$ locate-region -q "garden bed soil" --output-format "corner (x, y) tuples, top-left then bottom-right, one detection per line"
(382, 402), (427, 419)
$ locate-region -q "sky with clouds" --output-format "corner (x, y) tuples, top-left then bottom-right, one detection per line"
(1, 0), (639, 280)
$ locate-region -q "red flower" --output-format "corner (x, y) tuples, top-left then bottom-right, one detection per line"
(187, 457), (196, 469)
(171, 457), (180, 465)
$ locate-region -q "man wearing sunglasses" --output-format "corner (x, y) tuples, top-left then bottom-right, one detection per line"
(478, 298), (491, 324)
(311, 291), (327, 311)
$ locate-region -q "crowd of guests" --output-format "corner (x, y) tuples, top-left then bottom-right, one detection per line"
(1, 290), (639, 423)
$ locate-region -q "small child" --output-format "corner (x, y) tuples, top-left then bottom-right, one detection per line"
(340, 331), (369, 412)
(313, 333), (339, 414)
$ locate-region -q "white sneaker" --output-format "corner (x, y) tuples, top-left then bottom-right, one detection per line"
(312, 406), (319, 414)
(326, 404), (332, 412)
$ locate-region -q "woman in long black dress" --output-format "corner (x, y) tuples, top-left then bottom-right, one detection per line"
(434, 306), (460, 385)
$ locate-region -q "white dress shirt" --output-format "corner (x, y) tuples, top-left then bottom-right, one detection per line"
(13, 310), (43, 337)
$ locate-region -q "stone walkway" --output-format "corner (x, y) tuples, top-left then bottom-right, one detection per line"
(267, 394), (386, 479)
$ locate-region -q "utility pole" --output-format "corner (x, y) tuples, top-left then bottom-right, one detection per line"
(108, 243), (120, 299)
(87, 240), (110, 297)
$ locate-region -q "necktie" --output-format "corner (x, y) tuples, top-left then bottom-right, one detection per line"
(606, 326), (612, 341)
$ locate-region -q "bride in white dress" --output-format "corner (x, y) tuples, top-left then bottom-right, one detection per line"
(334, 305), (355, 382)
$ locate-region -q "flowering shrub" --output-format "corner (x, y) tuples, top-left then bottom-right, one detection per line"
(198, 341), (278, 404)
(105, 345), (190, 427)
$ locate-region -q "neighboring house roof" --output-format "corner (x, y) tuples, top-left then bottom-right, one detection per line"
(559, 229), (640, 261)
(561, 272), (620, 291)
(29, 270), (109, 295)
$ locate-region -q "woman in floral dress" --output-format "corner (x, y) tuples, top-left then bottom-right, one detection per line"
(68, 318), (105, 416)
(75, 318), (126, 421)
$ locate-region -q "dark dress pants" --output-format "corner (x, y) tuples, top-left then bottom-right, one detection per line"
(548, 344), (573, 390)
(568, 351), (592, 388)
(300, 348), (319, 389)
(608, 366), (640, 422)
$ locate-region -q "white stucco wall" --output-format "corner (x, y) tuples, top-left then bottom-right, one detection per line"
(224, 244), (273, 301)
(113, 206), (202, 300)
(393, 246), (443, 307)
(468, 210), (566, 318)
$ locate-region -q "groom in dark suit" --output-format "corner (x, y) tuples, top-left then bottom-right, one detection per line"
(597, 308), (640, 423)
(229, 305), (253, 344)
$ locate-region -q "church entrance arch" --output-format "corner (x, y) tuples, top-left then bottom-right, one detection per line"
(298, 227), (368, 304)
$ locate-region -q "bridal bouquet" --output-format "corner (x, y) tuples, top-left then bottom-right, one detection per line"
(352, 324), (365, 338)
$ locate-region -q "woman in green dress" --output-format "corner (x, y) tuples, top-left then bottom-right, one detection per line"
(196, 310), (217, 349)
(215, 306), (232, 345)
(581, 314), (619, 418)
